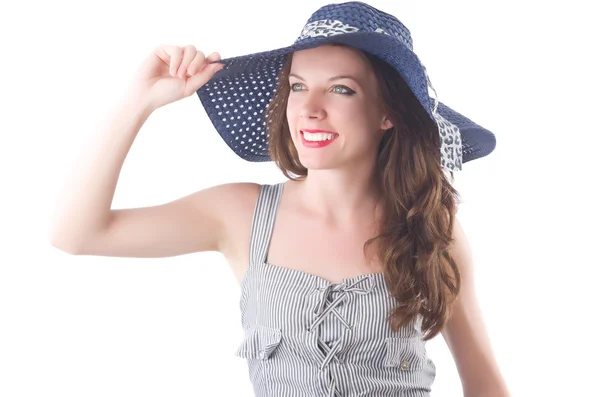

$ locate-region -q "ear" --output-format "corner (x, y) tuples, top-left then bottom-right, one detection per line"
(380, 116), (394, 130)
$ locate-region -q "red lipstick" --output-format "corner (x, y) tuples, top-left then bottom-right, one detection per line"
(300, 129), (339, 148)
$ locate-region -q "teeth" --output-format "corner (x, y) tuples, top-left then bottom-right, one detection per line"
(303, 132), (336, 141)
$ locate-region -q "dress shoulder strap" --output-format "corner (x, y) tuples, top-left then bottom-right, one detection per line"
(248, 182), (284, 268)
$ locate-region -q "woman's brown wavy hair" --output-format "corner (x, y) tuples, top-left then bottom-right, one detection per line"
(264, 44), (462, 341)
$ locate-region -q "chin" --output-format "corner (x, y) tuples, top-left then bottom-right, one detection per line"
(297, 156), (338, 171)
(293, 140), (342, 170)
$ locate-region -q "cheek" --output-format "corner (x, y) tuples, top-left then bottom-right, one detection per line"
(342, 106), (384, 145)
(285, 103), (300, 141)
(336, 102), (377, 128)
(286, 97), (300, 120)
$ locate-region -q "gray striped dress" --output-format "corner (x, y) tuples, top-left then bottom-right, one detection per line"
(236, 182), (436, 396)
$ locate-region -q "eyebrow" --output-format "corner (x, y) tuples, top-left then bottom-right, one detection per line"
(288, 73), (362, 85)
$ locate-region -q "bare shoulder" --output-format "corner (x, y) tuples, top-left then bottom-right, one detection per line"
(207, 181), (261, 238)
(211, 182), (261, 266)
(204, 181), (260, 211)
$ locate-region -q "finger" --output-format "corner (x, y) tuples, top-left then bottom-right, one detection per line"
(186, 62), (224, 93)
(177, 45), (200, 78)
(186, 50), (206, 76)
(205, 51), (222, 64)
(157, 45), (184, 77)
(190, 51), (221, 76)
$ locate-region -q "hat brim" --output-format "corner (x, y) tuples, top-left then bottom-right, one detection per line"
(196, 32), (495, 165)
(434, 100), (496, 163)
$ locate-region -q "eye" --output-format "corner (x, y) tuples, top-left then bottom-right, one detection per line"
(332, 85), (355, 95)
(289, 83), (356, 95)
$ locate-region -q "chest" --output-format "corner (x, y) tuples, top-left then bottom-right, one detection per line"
(265, 209), (382, 284)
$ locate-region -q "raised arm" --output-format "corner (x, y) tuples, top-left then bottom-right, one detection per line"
(48, 45), (234, 257)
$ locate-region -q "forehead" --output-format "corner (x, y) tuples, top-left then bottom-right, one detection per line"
(289, 44), (373, 78)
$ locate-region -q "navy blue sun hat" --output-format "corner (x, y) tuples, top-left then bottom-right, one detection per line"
(195, 1), (496, 172)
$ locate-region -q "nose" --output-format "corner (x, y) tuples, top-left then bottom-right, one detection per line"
(299, 91), (327, 120)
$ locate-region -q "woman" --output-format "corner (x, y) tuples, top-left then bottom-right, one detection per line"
(49, 2), (510, 396)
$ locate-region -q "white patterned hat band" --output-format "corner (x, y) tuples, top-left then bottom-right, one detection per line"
(196, 1), (496, 171)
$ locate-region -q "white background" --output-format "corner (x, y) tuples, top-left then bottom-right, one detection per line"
(1, 0), (599, 396)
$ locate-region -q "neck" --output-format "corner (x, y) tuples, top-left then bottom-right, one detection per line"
(290, 165), (383, 225)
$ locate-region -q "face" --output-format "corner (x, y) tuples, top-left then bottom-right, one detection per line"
(286, 44), (393, 171)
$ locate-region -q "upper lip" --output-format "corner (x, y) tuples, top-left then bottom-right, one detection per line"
(301, 129), (338, 135)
